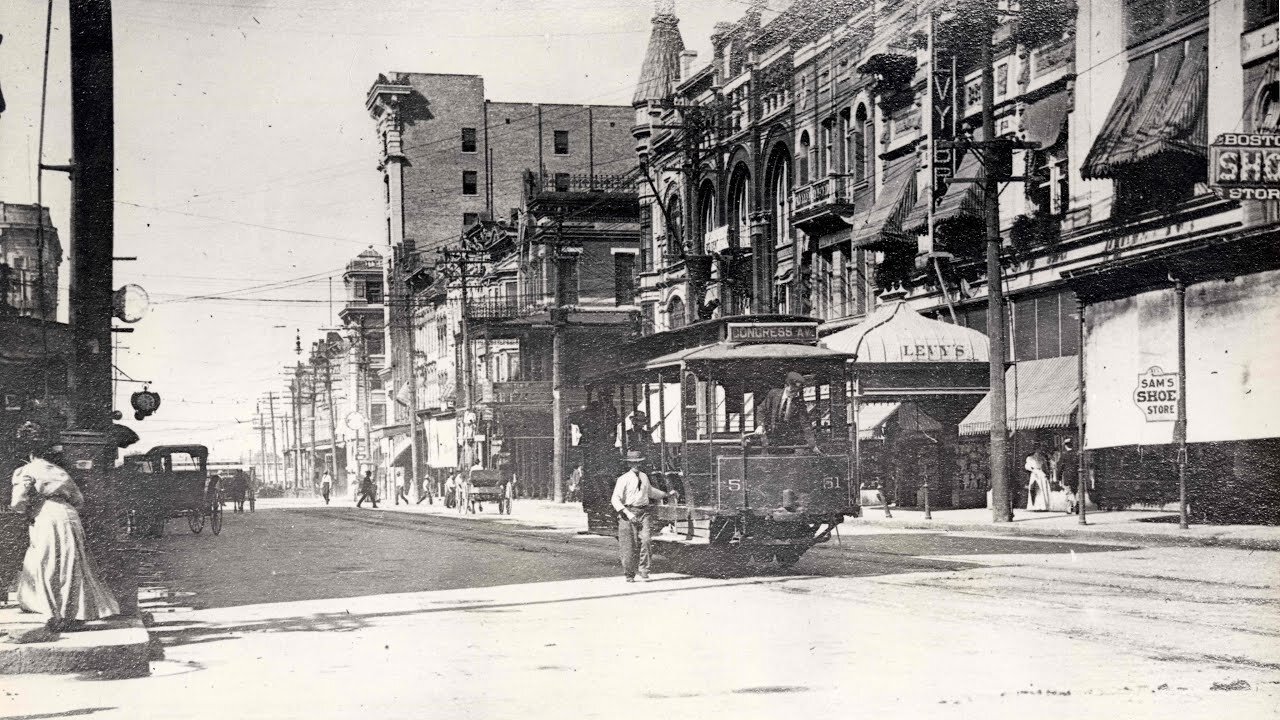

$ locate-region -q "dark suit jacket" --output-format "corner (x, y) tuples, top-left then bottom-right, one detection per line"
(756, 387), (815, 448)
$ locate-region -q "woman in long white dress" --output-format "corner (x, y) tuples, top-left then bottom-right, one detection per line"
(10, 455), (120, 632)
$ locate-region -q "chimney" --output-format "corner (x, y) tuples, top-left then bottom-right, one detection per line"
(680, 50), (698, 81)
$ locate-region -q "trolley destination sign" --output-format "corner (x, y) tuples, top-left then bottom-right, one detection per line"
(1208, 133), (1280, 201)
(727, 322), (819, 345)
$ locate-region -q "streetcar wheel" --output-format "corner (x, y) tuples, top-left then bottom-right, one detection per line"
(774, 549), (803, 569)
(211, 503), (223, 535)
(188, 510), (205, 534)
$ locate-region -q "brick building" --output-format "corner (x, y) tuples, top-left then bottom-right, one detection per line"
(365, 73), (636, 497)
(630, 0), (1280, 521)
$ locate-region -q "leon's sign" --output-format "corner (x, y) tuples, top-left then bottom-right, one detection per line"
(1133, 366), (1179, 423)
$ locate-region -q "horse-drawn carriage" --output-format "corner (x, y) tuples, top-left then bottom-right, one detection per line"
(118, 444), (224, 537)
(460, 468), (512, 515)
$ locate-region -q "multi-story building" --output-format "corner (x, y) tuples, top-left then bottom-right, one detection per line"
(630, 0), (1280, 522)
(365, 72), (637, 497)
(0, 203), (62, 320)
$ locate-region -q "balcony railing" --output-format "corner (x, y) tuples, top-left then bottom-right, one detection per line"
(791, 175), (868, 233)
(530, 172), (637, 195)
(793, 175), (865, 214)
(463, 292), (550, 321)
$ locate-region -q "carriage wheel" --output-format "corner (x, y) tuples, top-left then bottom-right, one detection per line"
(210, 500), (223, 535)
(188, 509), (205, 534)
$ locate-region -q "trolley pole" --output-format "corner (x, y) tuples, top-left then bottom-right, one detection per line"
(980, 2), (1012, 523)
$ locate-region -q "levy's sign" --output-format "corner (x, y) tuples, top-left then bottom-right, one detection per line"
(1209, 133), (1280, 201)
(727, 322), (818, 345)
(1133, 366), (1179, 422)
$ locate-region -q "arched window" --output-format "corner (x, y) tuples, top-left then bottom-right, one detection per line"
(798, 131), (811, 185)
(853, 104), (870, 182)
(667, 296), (686, 330)
(821, 120), (835, 176)
(840, 108), (853, 175)
(1257, 82), (1280, 132)
(666, 193), (683, 257)
(698, 182), (717, 250)
(728, 167), (751, 250)
(766, 148), (791, 248)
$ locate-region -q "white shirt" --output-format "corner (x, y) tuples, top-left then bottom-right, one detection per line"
(611, 467), (667, 512)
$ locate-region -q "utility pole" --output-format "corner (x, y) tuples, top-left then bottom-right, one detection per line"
(980, 1), (1012, 523)
(404, 286), (426, 504)
(267, 391), (280, 488)
(309, 365), (319, 486)
(257, 401), (268, 488)
(322, 348), (341, 495)
(290, 376), (303, 489)
(550, 211), (566, 503)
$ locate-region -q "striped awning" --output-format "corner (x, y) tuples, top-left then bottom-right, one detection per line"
(849, 154), (918, 250)
(1021, 91), (1070, 150)
(959, 356), (1079, 436)
(1081, 34), (1208, 179)
(902, 147), (985, 236)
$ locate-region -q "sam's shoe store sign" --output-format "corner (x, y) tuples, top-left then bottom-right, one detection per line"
(1134, 366), (1179, 422)
(1209, 133), (1280, 200)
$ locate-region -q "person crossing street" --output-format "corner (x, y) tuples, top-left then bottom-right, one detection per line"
(355, 470), (378, 508)
(610, 450), (677, 582)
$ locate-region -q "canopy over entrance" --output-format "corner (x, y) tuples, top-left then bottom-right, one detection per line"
(825, 299), (989, 419)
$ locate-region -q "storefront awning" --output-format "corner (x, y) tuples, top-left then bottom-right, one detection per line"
(849, 154), (918, 250)
(959, 356), (1079, 436)
(774, 264), (793, 284)
(856, 402), (899, 440)
(902, 149), (984, 237)
(1081, 34), (1208, 179)
(1021, 91), (1070, 149)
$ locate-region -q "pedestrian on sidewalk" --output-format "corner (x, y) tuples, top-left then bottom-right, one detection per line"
(356, 470), (378, 508)
(610, 450), (677, 582)
(396, 477), (410, 505)
(444, 471), (457, 509)
(8, 422), (120, 641)
(320, 471), (331, 505)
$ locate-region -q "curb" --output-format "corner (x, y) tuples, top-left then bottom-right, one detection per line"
(0, 613), (151, 678)
(841, 517), (1280, 551)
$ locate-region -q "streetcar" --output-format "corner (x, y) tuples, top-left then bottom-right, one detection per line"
(580, 315), (859, 571)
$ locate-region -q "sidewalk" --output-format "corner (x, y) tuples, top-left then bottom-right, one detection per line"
(0, 600), (150, 677)
(359, 496), (1280, 551)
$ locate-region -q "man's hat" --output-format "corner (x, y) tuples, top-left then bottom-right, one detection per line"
(785, 371), (808, 385)
(623, 450), (645, 463)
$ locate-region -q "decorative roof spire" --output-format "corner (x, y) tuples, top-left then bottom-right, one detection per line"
(633, 1), (685, 106)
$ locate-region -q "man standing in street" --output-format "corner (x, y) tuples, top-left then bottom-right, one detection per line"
(610, 450), (676, 582)
(320, 471), (331, 506)
(356, 470), (378, 508)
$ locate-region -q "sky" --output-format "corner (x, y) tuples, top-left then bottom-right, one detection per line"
(0, 0), (781, 459)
